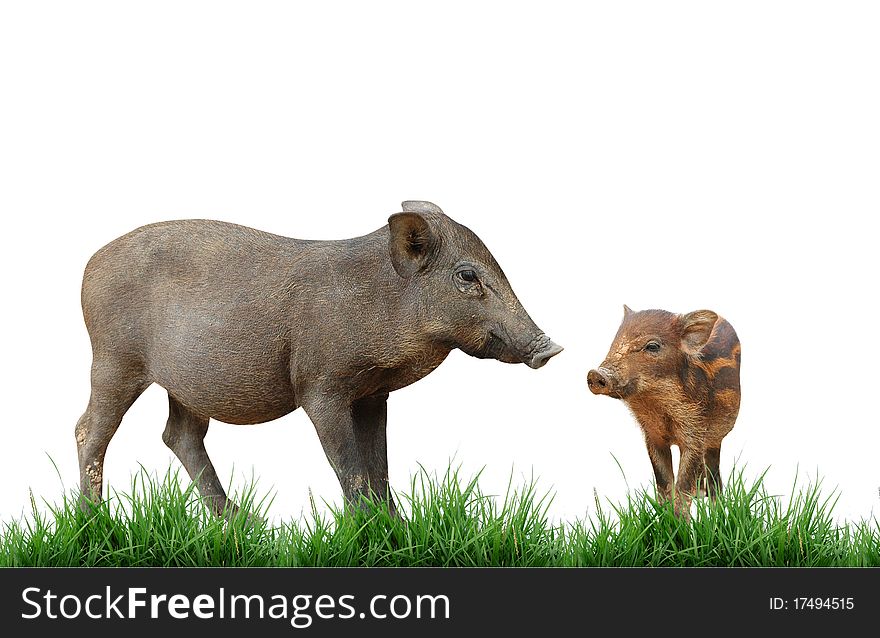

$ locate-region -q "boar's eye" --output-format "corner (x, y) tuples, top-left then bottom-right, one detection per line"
(453, 266), (483, 295)
(644, 341), (661, 353)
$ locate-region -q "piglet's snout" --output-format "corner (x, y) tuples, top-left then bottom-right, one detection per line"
(587, 368), (614, 395)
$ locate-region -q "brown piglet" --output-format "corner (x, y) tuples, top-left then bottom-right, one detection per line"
(587, 306), (741, 518)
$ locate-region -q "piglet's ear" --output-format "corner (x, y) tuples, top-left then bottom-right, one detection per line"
(623, 304), (633, 317)
(680, 310), (718, 353)
(388, 212), (439, 278)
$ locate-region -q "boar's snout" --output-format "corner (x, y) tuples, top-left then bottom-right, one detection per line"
(526, 337), (564, 369)
(587, 367), (616, 396)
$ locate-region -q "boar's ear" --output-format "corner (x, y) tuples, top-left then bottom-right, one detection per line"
(401, 200), (444, 215)
(388, 212), (440, 278)
(623, 304), (633, 317)
(680, 310), (719, 353)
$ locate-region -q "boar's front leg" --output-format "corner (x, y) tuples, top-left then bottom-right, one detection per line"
(645, 439), (674, 505)
(351, 394), (397, 517)
(304, 394), (396, 515)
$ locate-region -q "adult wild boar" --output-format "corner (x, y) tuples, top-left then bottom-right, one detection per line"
(587, 306), (740, 518)
(76, 201), (562, 515)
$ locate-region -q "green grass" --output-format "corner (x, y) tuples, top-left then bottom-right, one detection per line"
(1, 465), (877, 567)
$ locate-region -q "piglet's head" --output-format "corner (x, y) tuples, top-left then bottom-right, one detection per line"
(587, 306), (718, 400)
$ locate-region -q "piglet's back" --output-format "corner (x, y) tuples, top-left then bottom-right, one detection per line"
(699, 316), (741, 408)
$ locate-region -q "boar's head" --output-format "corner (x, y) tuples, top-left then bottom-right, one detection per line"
(388, 201), (562, 369)
(587, 306), (718, 399)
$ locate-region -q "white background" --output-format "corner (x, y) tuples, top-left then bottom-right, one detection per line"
(1, 1), (878, 525)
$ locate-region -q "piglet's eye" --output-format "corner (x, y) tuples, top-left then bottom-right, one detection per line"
(457, 270), (478, 283)
(644, 341), (661, 353)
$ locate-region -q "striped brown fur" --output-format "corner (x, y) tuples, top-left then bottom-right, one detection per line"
(587, 306), (741, 519)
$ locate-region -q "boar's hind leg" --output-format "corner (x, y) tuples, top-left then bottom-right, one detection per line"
(76, 359), (149, 510)
(704, 446), (722, 500)
(162, 395), (231, 517)
(645, 440), (674, 504)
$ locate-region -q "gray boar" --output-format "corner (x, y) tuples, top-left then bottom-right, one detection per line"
(587, 306), (741, 518)
(75, 200), (562, 516)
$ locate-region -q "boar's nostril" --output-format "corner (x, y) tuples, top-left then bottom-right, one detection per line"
(527, 340), (563, 369)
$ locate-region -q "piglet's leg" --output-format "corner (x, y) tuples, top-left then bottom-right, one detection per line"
(645, 440), (674, 504)
(673, 447), (706, 520)
(704, 446), (723, 500)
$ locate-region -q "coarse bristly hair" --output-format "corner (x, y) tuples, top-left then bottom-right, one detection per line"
(590, 306), (741, 519)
